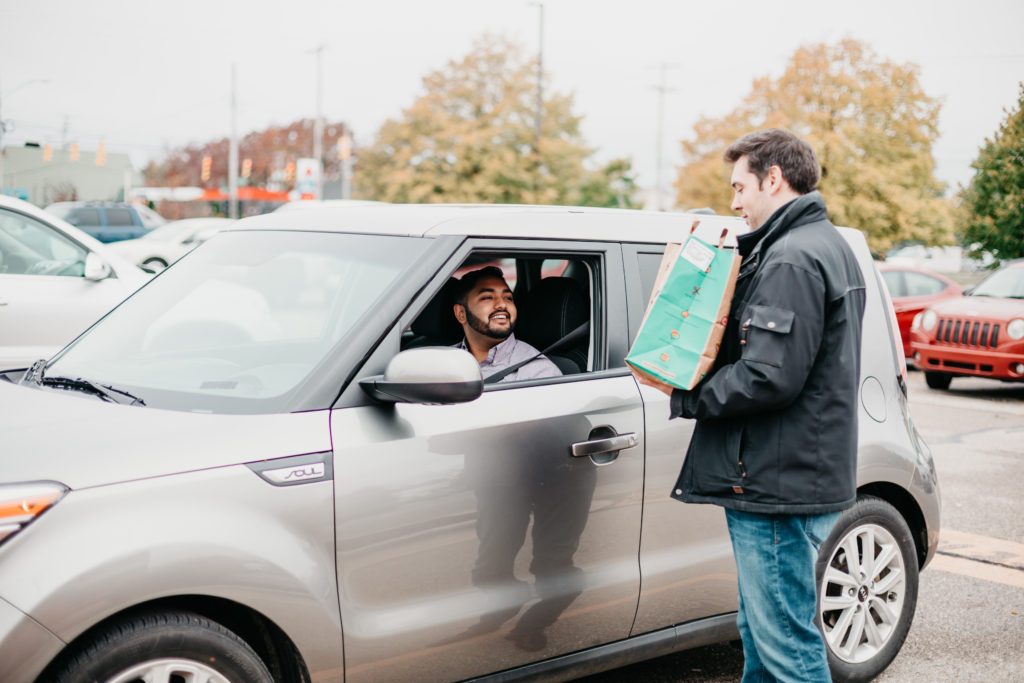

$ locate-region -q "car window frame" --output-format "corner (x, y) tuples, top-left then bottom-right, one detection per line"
(333, 238), (631, 410)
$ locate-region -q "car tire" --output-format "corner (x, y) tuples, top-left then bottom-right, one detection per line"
(817, 496), (919, 683)
(141, 257), (168, 273)
(47, 610), (274, 683)
(924, 372), (952, 390)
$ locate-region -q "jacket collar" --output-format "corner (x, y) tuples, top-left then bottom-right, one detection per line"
(737, 190), (829, 260)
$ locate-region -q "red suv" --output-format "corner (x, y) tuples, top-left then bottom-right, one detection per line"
(910, 259), (1024, 389)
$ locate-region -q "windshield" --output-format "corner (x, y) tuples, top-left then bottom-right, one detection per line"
(46, 230), (428, 413)
(970, 264), (1024, 299)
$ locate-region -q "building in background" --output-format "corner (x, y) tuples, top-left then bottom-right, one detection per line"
(0, 143), (141, 207)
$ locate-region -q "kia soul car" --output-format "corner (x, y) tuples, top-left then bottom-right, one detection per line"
(0, 204), (939, 683)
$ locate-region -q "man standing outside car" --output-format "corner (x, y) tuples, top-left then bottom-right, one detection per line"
(634, 129), (866, 682)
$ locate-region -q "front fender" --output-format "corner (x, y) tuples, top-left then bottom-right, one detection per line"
(0, 465), (344, 679)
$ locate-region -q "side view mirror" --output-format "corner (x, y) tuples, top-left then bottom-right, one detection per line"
(360, 347), (483, 404)
(84, 252), (112, 281)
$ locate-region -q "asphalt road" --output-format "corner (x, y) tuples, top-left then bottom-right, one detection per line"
(577, 369), (1024, 682)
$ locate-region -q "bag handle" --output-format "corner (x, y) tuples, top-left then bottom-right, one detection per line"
(689, 219), (731, 249)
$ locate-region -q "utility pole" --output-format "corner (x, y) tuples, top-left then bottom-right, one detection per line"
(229, 63), (239, 219)
(652, 63), (678, 211)
(310, 44), (326, 200)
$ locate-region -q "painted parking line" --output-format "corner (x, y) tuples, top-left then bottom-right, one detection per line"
(931, 529), (1024, 589)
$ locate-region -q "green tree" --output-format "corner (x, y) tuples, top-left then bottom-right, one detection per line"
(960, 83), (1024, 261)
(355, 35), (635, 207)
(674, 39), (954, 253)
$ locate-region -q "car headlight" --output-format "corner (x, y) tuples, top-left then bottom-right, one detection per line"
(920, 310), (937, 331)
(0, 482), (67, 546)
(1008, 318), (1024, 340)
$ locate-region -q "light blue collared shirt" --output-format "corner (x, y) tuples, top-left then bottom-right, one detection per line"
(457, 333), (562, 383)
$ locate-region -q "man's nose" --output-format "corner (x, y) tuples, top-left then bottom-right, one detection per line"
(731, 193), (741, 212)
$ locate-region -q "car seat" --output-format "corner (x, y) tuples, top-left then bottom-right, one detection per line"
(516, 277), (590, 375)
(405, 277), (464, 348)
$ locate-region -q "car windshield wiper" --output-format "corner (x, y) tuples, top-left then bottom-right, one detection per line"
(39, 375), (146, 407)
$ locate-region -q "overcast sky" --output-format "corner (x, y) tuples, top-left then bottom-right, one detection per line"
(2, 0), (1022, 199)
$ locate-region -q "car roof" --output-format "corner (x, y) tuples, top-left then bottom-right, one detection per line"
(235, 203), (751, 245)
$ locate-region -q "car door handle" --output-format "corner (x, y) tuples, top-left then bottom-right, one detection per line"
(571, 432), (638, 457)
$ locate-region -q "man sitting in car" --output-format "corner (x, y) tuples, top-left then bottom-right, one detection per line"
(452, 266), (561, 383)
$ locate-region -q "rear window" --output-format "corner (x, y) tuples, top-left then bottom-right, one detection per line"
(105, 208), (134, 226)
(70, 208), (101, 226)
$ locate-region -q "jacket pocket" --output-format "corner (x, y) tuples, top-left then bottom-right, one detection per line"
(740, 304), (795, 367)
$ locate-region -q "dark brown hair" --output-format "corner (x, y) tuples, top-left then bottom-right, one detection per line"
(724, 129), (821, 194)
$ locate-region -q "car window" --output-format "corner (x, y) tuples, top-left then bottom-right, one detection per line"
(880, 270), (906, 297)
(971, 265), (1024, 299)
(404, 253), (596, 378)
(105, 208), (134, 226)
(134, 205), (167, 228)
(69, 207), (101, 226)
(0, 208), (88, 277)
(638, 251), (666, 302)
(903, 271), (946, 297)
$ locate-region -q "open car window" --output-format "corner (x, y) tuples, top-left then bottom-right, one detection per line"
(402, 252), (597, 380)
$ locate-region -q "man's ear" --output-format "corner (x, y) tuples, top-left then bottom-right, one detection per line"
(766, 165), (790, 196)
(453, 303), (467, 324)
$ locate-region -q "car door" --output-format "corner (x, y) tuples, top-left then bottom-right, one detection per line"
(621, 242), (740, 636)
(330, 241), (645, 683)
(0, 206), (131, 368)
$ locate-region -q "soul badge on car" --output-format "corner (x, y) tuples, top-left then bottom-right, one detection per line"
(246, 451), (334, 487)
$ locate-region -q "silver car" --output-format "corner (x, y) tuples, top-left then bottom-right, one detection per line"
(0, 195), (148, 371)
(0, 204), (939, 683)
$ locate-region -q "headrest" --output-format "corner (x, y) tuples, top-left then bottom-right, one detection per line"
(410, 277), (463, 343)
(516, 277), (589, 350)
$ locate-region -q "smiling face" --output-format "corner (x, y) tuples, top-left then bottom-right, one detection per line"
(455, 274), (516, 344)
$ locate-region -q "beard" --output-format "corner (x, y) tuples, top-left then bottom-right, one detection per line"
(466, 308), (514, 340)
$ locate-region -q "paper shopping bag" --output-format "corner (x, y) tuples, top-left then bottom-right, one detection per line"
(626, 224), (741, 390)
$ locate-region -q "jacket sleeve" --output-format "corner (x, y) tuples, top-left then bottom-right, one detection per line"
(671, 261), (825, 421)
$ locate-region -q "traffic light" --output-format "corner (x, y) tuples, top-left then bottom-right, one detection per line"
(96, 141), (106, 167)
(201, 156), (212, 182)
(43, 144), (52, 162)
(241, 158), (252, 179)
(70, 143), (79, 162)
(337, 135), (352, 161)
(285, 162), (296, 182)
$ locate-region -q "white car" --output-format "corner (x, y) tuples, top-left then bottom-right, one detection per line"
(0, 195), (148, 370)
(108, 217), (235, 272)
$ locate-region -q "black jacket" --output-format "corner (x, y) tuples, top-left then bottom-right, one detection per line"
(670, 192), (866, 514)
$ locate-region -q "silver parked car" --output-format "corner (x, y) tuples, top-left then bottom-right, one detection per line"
(0, 204), (939, 683)
(0, 195), (148, 371)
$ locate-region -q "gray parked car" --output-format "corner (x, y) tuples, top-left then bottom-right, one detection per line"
(0, 204), (939, 683)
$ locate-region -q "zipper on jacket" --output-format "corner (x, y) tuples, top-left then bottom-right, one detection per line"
(734, 427), (748, 494)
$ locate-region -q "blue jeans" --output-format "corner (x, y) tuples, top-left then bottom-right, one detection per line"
(724, 508), (840, 683)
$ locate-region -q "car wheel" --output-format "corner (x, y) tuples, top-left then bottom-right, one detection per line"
(48, 610), (273, 683)
(817, 496), (919, 682)
(142, 257), (168, 273)
(924, 372), (952, 390)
